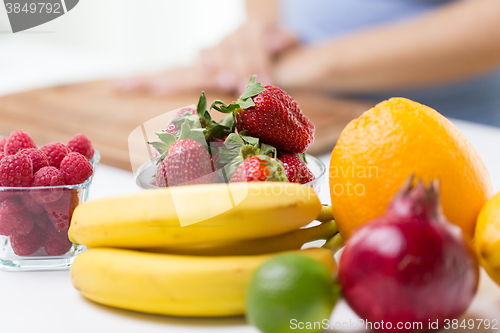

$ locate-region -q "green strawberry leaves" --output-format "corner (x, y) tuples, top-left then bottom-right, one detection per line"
(217, 133), (279, 180)
(238, 76), (266, 109)
(211, 76), (266, 113)
(196, 91), (208, 119)
(211, 100), (240, 114)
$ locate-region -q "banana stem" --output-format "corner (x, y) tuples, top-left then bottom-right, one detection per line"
(322, 233), (344, 254)
(317, 205), (334, 222)
(148, 220), (339, 256)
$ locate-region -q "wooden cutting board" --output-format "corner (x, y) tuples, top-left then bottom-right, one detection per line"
(0, 81), (372, 170)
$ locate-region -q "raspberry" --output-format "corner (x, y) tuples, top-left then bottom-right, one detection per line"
(16, 148), (49, 173)
(40, 142), (70, 168)
(0, 199), (34, 236)
(0, 189), (17, 203)
(67, 134), (94, 160)
(0, 137), (7, 150)
(44, 190), (76, 230)
(0, 154), (33, 187)
(44, 223), (73, 256)
(0, 151), (4, 161)
(33, 213), (50, 231)
(30, 162), (66, 205)
(60, 152), (93, 185)
(32, 166), (65, 187)
(3, 130), (37, 155)
(20, 192), (45, 214)
(10, 224), (44, 256)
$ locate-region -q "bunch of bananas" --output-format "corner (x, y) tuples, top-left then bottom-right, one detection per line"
(69, 182), (339, 317)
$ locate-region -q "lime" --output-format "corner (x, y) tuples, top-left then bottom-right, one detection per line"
(246, 253), (339, 333)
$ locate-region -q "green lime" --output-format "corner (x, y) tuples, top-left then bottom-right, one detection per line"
(246, 253), (339, 333)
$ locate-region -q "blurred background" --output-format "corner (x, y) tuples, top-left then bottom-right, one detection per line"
(1, 0), (500, 170)
(0, 0), (246, 95)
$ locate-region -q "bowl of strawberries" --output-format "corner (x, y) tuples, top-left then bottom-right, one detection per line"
(135, 76), (326, 196)
(0, 130), (99, 271)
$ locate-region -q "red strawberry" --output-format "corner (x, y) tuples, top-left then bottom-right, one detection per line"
(3, 130), (37, 155)
(10, 224), (44, 256)
(214, 77), (315, 153)
(67, 134), (94, 160)
(0, 199), (34, 236)
(278, 153), (315, 184)
(0, 154), (33, 187)
(164, 107), (196, 134)
(163, 139), (217, 186)
(60, 152), (93, 185)
(230, 156), (288, 182)
(40, 142), (70, 168)
(16, 148), (49, 173)
(155, 160), (168, 187)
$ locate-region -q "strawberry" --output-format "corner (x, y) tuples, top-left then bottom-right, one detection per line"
(230, 156), (288, 183)
(212, 76), (315, 153)
(163, 139), (217, 186)
(278, 153), (315, 184)
(149, 123), (217, 187)
(166, 92), (234, 140)
(155, 160), (168, 187)
(164, 107), (196, 135)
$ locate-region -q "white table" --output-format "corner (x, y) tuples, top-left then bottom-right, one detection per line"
(1, 119), (500, 333)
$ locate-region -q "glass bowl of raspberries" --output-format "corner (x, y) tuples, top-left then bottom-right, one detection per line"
(0, 130), (99, 271)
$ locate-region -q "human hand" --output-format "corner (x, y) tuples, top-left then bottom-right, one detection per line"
(115, 20), (297, 96)
(197, 19), (297, 94)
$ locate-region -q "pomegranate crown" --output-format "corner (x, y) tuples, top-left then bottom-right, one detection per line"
(387, 174), (443, 219)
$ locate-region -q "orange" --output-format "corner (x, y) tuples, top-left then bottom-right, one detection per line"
(329, 98), (493, 240)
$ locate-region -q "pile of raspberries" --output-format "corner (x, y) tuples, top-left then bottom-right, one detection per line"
(0, 130), (94, 256)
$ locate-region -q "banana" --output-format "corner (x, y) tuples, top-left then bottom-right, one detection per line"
(145, 220), (338, 256)
(317, 205), (334, 222)
(69, 182), (321, 249)
(70, 247), (337, 317)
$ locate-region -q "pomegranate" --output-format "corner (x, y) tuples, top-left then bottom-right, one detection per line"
(338, 176), (478, 332)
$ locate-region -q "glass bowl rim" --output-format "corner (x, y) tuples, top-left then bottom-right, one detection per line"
(0, 150), (101, 191)
(135, 153), (326, 189)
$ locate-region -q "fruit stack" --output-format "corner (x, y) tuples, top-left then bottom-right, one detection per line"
(149, 76), (316, 187)
(69, 91), (500, 333)
(69, 182), (339, 317)
(0, 130), (96, 258)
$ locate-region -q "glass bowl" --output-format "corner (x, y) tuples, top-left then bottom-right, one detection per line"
(135, 154), (327, 199)
(0, 151), (100, 271)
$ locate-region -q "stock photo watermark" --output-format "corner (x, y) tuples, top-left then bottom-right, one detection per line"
(290, 318), (499, 331)
(330, 165), (379, 196)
